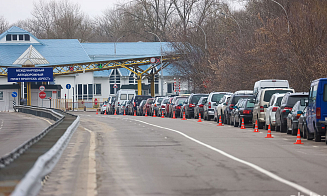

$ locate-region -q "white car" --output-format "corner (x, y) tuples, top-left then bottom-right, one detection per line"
(265, 93), (285, 130)
(214, 94), (231, 122)
(100, 101), (107, 114)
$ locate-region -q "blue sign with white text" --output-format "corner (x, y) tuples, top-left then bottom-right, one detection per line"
(7, 67), (53, 82)
(12, 92), (17, 97)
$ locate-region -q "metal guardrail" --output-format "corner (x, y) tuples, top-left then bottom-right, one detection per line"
(0, 105), (79, 196)
(0, 106), (65, 168)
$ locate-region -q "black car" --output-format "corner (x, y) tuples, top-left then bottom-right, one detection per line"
(181, 93), (208, 119)
(224, 94), (254, 125)
(194, 97), (207, 119)
(286, 99), (308, 135)
(129, 95), (152, 115)
(231, 98), (255, 127)
(275, 92), (309, 133)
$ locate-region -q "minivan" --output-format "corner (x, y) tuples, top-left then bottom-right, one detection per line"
(253, 80), (289, 97)
(306, 78), (327, 143)
(115, 89), (136, 111)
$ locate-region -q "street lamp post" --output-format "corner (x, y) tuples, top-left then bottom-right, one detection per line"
(188, 21), (207, 50)
(220, 13), (242, 36)
(148, 32), (163, 96)
(270, 0), (290, 33)
(114, 35), (124, 57)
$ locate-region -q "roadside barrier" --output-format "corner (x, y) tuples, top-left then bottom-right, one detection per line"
(240, 118), (246, 129)
(197, 113), (202, 122)
(265, 124), (274, 138)
(294, 129), (304, 144)
(181, 111), (187, 120)
(217, 116), (223, 126)
(253, 120), (260, 132)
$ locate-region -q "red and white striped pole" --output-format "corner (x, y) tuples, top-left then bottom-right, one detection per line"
(174, 77), (176, 94)
(178, 78), (181, 95)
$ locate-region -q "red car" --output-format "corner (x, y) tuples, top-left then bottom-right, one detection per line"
(165, 97), (174, 117)
(143, 98), (155, 116)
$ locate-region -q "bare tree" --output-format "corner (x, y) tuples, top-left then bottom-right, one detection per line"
(0, 16), (9, 34)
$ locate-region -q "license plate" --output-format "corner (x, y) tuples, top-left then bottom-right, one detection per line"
(325, 117), (327, 121)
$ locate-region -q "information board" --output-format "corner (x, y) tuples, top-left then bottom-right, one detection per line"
(7, 67), (53, 82)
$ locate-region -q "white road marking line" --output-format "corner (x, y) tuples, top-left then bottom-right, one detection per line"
(0, 119), (3, 130)
(83, 127), (98, 196)
(36, 116), (53, 125)
(283, 139), (289, 140)
(313, 146), (319, 148)
(132, 119), (318, 196)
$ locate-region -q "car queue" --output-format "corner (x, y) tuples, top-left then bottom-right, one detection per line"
(103, 78), (327, 144)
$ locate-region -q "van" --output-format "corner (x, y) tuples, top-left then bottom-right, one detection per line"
(253, 80), (289, 96)
(115, 89), (136, 111)
(252, 88), (294, 129)
(306, 78), (327, 142)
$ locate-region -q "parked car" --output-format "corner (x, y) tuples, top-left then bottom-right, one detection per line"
(151, 97), (165, 116)
(158, 98), (169, 116)
(230, 99), (245, 126)
(100, 101), (107, 114)
(306, 78), (327, 143)
(231, 98), (255, 127)
(137, 100), (147, 116)
(253, 88), (294, 129)
(181, 93), (208, 119)
(224, 93), (254, 125)
(129, 95), (152, 115)
(143, 98), (155, 115)
(265, 93), (285, 131)
(214, 95), (232, 123)
(275, 92), (309, 133)
(106, 96), (116, 114)
(194, 97), (207, 119)
(253, 79), (289, 97)
(203, 92), (230, 121)
(119, 100), (127, 114)
(287, 98), (308, 135)
(172, 97), (187, 118)
(164, 97), (174, 117)
(169, 96), (188, 117)
(298, 106), (309, 139)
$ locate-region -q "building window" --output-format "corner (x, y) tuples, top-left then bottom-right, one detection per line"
(6, 34), (11, 41)
(129, 72), (136, 84)
(110, 69), (120, 94)
(25, 34), (30, 41)
(155, 84), (159, 94)
(167, 83), (172, 93)
(0, 91), (3, 100)
(88, 84), (93, 99)
(110, 84), (120, 94)
(19, 35), (24, 40)
(94, 84), (101, 95)
(78, 84), (82, 100)
(12, 35), (17, 41)
(45, 91), (52, 98)
(83, 84), (87, 99)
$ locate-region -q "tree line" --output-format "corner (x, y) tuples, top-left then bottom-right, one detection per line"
(0, 0), (326, 92)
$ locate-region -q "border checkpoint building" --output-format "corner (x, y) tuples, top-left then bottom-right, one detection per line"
(0, 26), (189, 111)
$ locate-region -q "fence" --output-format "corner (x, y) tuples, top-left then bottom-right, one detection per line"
(50, 98), (108, 110)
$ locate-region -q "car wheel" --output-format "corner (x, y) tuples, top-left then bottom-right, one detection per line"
(257, 120), (264, 129)
(238, 117), (241, 127)
(264, 123), (268, 130)
(305, 125), (313, 140)
(207, 115), (211, 121)
(291, 123), (297, 135)
(217, 115), (220, 123)
(271, 123), (275, 131)
(280, 120), (286, 133)
(233, 117), (238, 127)
(314, 125), (321, 142)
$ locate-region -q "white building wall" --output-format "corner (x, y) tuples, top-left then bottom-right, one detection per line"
(54, 75), (75, 99)
(94, 77), (109, 101)
(0, 77), (14, 84)
(0, 89), (18, 111)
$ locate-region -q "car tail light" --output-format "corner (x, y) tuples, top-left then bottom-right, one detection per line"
(243, 110), (251, 114)
(134, 102), (136, 107)
(316, 107), (321, 119)
(260, 106), (264, 112)
(154, 104), (157, 107)
(118, 102), (119, 105)
(103, 105), (106, 107)
(296, 113), (301, 119)
(272, 107), (278, 112)
(208, 102), (211, 109)
(176, 106), (181, 110)
(229, 104), (234, 110)
(199, 104), (204, 108)
(189, 104), (195, 108)
(161, 105), (165, 108)
(282, 107), (292, 113)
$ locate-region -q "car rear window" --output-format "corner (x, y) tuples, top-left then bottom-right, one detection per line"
(287, 96), (308, 106)
(232, 95), (253, 104)
(211, 94), (225, 102)
(162, 99), (169, 104)
(324, 84), (327, 102)
(147, 99), (154, 104)
(263, 90), (293, 102)
(275, 97), (283, 106)
(191, 95), (207, 104)
(136, 96), (151, 102)
(246, 101), (255, 108)
(177, 98), (186, 105)
(157, 98), (163, 103)
(121, 94), (127, 100)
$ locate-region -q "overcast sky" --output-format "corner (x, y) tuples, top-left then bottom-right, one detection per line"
(1, 0), (246, 25)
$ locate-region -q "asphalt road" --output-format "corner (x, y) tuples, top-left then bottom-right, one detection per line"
(39, 112), (327, 196)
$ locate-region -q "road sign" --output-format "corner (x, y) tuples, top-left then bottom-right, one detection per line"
(11, 92), (17, 97)
(150, 57), (156, 63)
(66, 84), (71, 89)
(39, 91), (46, 99)
(113, 84), (118, 88)
(94, 98), (98, 105)
(39, 85), (45, 91)
(7, 67), (53, 82)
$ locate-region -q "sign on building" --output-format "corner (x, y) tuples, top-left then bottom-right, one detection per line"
(7, 67), (53, 82)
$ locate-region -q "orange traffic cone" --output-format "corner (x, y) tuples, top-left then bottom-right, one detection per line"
(265, 124), (274, 138)
(240, 118), (246, 129)
(217, 116), (224, 126)
(145, 110), (148, 117)
(172, 111), (177, 119)
(153, 111), (157, 117)
(294, 129), (304, 144)
(104, 110), (107, 115)
(96, 109), (98, 115)
(197, 113), (202, 122)
(253, 120), (260, 132)
(114, 109), (117, 115)
(123, 110), (126, 116)
(134, 110), (137, 116)
(161, 110), (165, 118)
(181, 111), (187, 120)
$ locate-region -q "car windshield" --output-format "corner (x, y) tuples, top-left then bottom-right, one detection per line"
(162, 99), (169, 104)
(287, 96), (309, 106)
(275, 97), (283, 106)
(157, 98), (163, 103)
(264, 90), (293, 102)
(212, 94), (225, 102)
(147, 99), (154, 104)
(191, 95), (207, 104)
